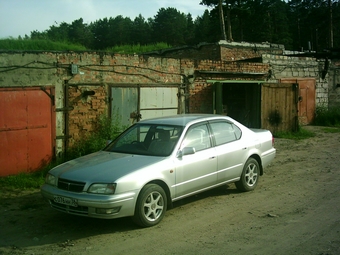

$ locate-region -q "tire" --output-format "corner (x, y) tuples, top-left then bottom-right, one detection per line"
(235, 158), (260, 192)
(133, 184), (167, 227)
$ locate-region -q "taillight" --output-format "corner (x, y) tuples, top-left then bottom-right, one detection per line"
(272, 136), (275, 147)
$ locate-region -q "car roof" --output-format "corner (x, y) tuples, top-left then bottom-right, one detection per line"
(138, 114), (234, 127)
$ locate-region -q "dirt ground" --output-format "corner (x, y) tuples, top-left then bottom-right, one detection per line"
(0, 126), (339, 255)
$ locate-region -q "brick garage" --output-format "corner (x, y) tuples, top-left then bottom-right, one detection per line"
(0, 41), (335, 175)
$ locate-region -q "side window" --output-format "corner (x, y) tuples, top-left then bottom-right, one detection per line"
(232, 124), (242, 139)
(181, 124), (211, 152)
(210, 121), (241, 146)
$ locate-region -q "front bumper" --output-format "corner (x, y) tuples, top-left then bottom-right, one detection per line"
(41, 184), (138, 219)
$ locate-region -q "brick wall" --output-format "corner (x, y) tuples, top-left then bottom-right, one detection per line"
(220, 45), (283, 61)
(147, 41), (284, 62)
(262, 54), (328, 106)
(0, 49), (335, 154)
(329, 60), (340, 108)
(180, 59), (270, 113)
(0, 51), (183, 154)
(67, 85), (107, 145)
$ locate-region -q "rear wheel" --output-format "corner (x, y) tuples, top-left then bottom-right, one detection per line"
(133, 184), (167, 227)
(235, 158), (260, 192)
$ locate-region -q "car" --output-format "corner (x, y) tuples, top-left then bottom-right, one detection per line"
(41, 114), (276, 227)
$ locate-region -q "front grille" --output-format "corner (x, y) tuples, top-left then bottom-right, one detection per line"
(58, 178), (85, 192)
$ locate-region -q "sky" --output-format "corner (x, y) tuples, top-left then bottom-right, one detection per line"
(0, 0), (209, 39)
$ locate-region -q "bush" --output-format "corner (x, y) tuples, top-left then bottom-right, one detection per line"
(65, 114), (124, 161)
(314, 106), (340, 127)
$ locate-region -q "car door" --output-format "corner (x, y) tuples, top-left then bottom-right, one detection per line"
(173, 122), (217, 199)
(209, 121), (247, 183)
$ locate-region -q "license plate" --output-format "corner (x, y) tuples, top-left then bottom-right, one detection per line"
(54, 196), (78, 207)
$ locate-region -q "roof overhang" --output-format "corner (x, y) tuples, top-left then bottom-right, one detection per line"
(207, 80), (265, 84)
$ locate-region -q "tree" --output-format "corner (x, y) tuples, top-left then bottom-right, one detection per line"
(109, 16), (134, 46)
(47, 22), (70, 42)
(90, 18), (112, 49)
(186, 14), (196, 45)
(200, 0), (231, 40)
(152, 7), (188, 45)
(68, 18), (93, 48)
(132, 15), (153, 45)
(194, 10), (215, 43)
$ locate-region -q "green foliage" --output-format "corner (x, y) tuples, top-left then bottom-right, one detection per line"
(321, 127), (340, 133)
(0, 171), (45, 189)
(65, 114), (124, 161)
(0, 38), (171, 53)
(274, 127), (315, 140)
(0, 38), (86, 51)
(152, 7), (189, 46)
(314, 106), (340, 127)
(106, 42), (172, 54)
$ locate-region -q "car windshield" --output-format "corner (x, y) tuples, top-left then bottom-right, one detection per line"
(104, 124), (184, 156)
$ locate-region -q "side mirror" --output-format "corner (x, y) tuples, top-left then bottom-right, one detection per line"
(177, 147), (195, 158)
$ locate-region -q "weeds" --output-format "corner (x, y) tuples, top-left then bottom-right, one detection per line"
(0, 39), (171, 53)
(106, 42), (172, 54)
(64, 114), (125, 161)
(314, 106), (340, 127)
(321, 127), (340, 133)
(274, 127), (316, 140)
(0, 38), (86, 51)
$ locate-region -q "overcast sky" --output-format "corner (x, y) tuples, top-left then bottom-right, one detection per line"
(0, 0), (209, 39)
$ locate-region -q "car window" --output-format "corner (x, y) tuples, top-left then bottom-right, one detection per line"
(210, 121), (241, 146)
(181, 123), (211, 152)
(105, 124), (183, 156)
(232, 124), (242, 139)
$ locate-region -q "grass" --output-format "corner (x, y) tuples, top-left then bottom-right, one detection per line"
(274, 127), (316, 140)
(321, 127), (340, 133)
(106, 42), (172, 54)
(0, 38), (87, 51)
(0, 39), (172, 53)
(0, 172), (45, 190)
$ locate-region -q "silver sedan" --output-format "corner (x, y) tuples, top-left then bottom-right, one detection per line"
(41, 114), (276, 227)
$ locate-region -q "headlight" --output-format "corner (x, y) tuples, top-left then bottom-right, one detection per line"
(88, 183), (116, 194)
(45, 173), (57, 186)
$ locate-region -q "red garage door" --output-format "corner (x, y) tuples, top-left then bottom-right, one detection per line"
(0, 87), (55, 177)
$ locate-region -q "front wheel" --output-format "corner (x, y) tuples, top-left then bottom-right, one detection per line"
(133, 184), (167, 227)
(235, 158), (260, 192)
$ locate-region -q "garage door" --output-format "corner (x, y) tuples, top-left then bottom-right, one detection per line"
(261, 83), (299, 133)
(111, 86), (179, 128)
(140, 87), (178, 119)
(0, 87), (55, 176)
(280, 78), (316, 125)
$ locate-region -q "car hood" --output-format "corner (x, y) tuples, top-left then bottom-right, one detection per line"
(50, 151), (167, 183)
